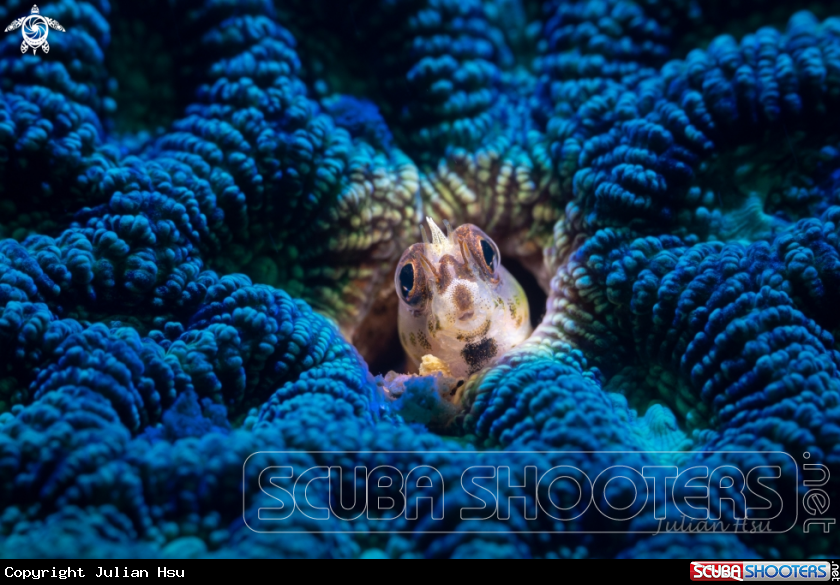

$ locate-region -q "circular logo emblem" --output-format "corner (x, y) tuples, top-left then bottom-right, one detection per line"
(22, 14), (48, 49)
(5, 6), (67, 56)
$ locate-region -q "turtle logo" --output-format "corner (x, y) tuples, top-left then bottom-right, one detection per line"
(4, 5), (66, 55)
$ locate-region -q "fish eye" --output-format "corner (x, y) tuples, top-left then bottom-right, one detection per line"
(480, 239), (496, 270)
(452, 223), (501, 283)
(399, 263), (415, 300)
(394, 244), (429, 309)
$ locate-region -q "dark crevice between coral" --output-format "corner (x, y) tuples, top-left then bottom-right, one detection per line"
(0, 176), (76, 241)
(105, 0), (198, 135)
(274, 1), (389, 110)
(503, 256), (547, 329)
(0, 370), (31, 414)
(353, 276), (407, 377)
(694, 125), (840, 233)
(672, 0), (835, 58)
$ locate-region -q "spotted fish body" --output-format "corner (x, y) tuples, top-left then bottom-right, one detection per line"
(395, 218), (532, 379)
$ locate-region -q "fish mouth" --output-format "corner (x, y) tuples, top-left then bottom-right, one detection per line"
(458, 311), (474, 321)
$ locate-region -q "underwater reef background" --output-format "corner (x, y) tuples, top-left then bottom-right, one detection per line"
(0, 0), (838, 558)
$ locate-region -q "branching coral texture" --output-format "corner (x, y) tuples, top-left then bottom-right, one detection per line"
(0, 0), (838, 558)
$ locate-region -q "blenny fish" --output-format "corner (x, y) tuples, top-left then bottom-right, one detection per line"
(395, 218), (532, 379)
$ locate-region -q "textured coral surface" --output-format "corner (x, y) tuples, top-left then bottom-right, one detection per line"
(0, 0), (838, 558)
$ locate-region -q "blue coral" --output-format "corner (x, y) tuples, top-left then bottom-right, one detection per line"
(0, 0), (838, 560)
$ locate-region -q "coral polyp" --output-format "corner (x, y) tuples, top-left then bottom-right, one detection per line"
(0, 0), (837, 559)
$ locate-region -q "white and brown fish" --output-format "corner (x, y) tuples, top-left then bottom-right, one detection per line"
(395, 218), (532, 380)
